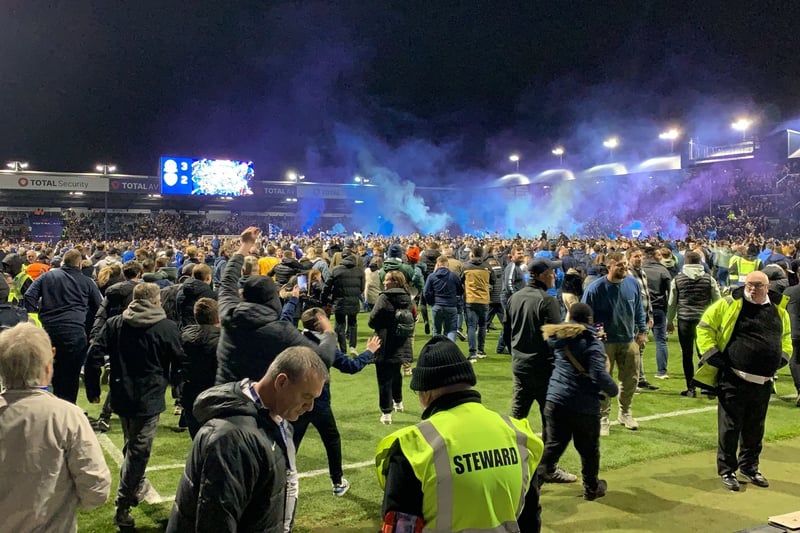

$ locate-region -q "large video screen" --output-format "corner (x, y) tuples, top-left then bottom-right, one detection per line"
(160, 156), (255, 196)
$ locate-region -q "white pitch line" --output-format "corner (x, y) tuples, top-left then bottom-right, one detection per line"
(97, 433), (164, 504)
(99, 396), (797, 506)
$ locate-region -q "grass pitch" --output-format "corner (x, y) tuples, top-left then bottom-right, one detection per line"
(77, 320), (800, 532)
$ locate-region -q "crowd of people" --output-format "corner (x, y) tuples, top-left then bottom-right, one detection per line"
(0, 223), (798, 532)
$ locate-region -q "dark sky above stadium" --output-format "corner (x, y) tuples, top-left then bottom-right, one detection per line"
(3, 0), (800, 181)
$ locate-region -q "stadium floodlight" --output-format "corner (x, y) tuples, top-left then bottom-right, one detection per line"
(551, 146), (564, 165)
(509, 153), (520, 172)
(286, 171), (298, 182)
(731, 118), (752, 141)
(603, 137), (619, 149)
(354, 176), (362, 183)
(659, 129), (680, 152)
(6, 161), (29, 171)
(96, 163), (116, 175)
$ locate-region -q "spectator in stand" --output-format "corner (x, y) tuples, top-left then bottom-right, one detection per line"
(0, 323), (111, 533)
(179, 297), (220, 438)
(85, 283), (183, 528)
(539, 303), (619, 499)
(582, 251), (648, 436)
(23, 249), (101, 404)
(215, 227), (336, 385)
(369, 270), (416, 425)
(323, 245), (365, 355)
(667, 251), (721, 398)
(176, 263), (216, 328)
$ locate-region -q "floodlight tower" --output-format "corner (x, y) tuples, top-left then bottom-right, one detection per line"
(95, 163), (117, 175)
(731, 118), (752, 141)
(509, 153), (520, 172)
(658, 129), (680, 153)
(5, 161), (29, 171)
(551, 146), (564, 166)
(603, 137), (619, 158)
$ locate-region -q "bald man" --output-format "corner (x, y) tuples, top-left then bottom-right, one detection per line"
(696, 270), (792, 492)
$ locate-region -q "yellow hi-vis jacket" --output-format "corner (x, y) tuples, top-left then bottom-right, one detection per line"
(729, 256), (761, 285)
(376, 401), (543, 533)
(696, 292), (791, 371)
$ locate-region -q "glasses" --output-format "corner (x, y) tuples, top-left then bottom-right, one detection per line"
(745, 282), (766, 290)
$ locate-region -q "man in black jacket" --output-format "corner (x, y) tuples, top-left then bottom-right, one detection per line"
(322, 250), (365, 355)
(641, 246), (672, 380)
(216, 227), (336, 384)
(85, 282), (183, 528)
(176, 263), (216, 328)
(24, 249), (102, 403)
(167, 346), (328, 533)
(505, 258), (576, 483)
(180, 297), (221, 438)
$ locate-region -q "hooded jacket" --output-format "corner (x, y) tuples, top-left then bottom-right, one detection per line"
(368, 288), (415, 364)
(216, 254), (336, 384)
(166, 381), (289, 533)
(667, 263), (721, 323)
(422, 266), (463, 307)
(762, 264), (789, 294)
(85, 299), (183, 417)
(268, 256), (304, 286)
(541, 323), (619, 415)
(322, 253), (365, 315)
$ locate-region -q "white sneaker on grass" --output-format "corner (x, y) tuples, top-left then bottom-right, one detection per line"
(380, 413), (392, 425)
(393, 401), (404, 412)
(618, 410), (639, 430)
(600, 417), (610, 436)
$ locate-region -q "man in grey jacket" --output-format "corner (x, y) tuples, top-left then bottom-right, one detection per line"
(667, 251), (721, 397)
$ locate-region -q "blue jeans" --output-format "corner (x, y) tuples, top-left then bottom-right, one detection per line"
(652, 308), (669, 375)
(465, 303), (488, 355)
(716, 266), (729, 288)
(431, 305), (458, 341)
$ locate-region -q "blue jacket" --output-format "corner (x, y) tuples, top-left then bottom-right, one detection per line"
(582, 275), (647, 343)
(23, 266), (102, 331)
(542, 323), (618, 415)
(423, 267), (463, 307)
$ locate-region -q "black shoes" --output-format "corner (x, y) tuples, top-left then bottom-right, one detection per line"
(740, 470), (769, 488)
(721, 473), (740, 491)
(114, 507), (135, 528)
(424, 322), (430, 335)
(584, 479), (608, 501)
(456, 330), (467, 341)
(680, 389), (696, 398)
(637, 380), (659, 391)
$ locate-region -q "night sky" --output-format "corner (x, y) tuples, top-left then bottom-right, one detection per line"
(3, 0), (800, 181)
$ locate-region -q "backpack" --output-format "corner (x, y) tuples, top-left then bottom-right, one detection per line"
(394, 307), (416, 338)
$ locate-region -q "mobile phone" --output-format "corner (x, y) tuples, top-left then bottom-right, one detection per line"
(595, 323), (605, 339)
(297, 275), (308, 292)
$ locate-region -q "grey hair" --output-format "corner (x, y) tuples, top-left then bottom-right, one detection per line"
(0, 323), (53, 389)
(133, 282), (161, 304)
(265, 346), (329, 384)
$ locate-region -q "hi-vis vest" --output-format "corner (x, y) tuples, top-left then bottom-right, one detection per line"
(376, 402), (543, 533)
(734, 257), (760, 284)
(8, 271), (31, 306)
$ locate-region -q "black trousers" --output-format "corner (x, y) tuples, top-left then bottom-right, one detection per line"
(334, 311), (358, 351)
(789, 342), (800, 392)
(511, 370), (551, 443)
(539, 401), (601, 489)
(291, 402), (343, 484)
(375, 361), (403, 414)
(717, 367), (772, 475)
(677, 318), (700, 390)
(46, 325), (88, 404)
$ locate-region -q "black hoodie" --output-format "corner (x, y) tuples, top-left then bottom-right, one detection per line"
(166, 381), (288, 533)
(177, 278), (216, 327)
(216, 255), (336, 384)
(322, 253), (365, 314)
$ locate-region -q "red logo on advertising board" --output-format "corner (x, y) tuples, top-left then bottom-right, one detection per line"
(111, 180), (121, 189)
(17, 177), (28, 187)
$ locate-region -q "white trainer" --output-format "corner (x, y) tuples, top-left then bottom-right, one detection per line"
(380, 413), (392, 425)
(600, 417), (610, 436)
(393, 401), (404, 412)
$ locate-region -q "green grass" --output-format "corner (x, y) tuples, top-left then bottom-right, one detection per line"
(78, 317), (800, 532)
